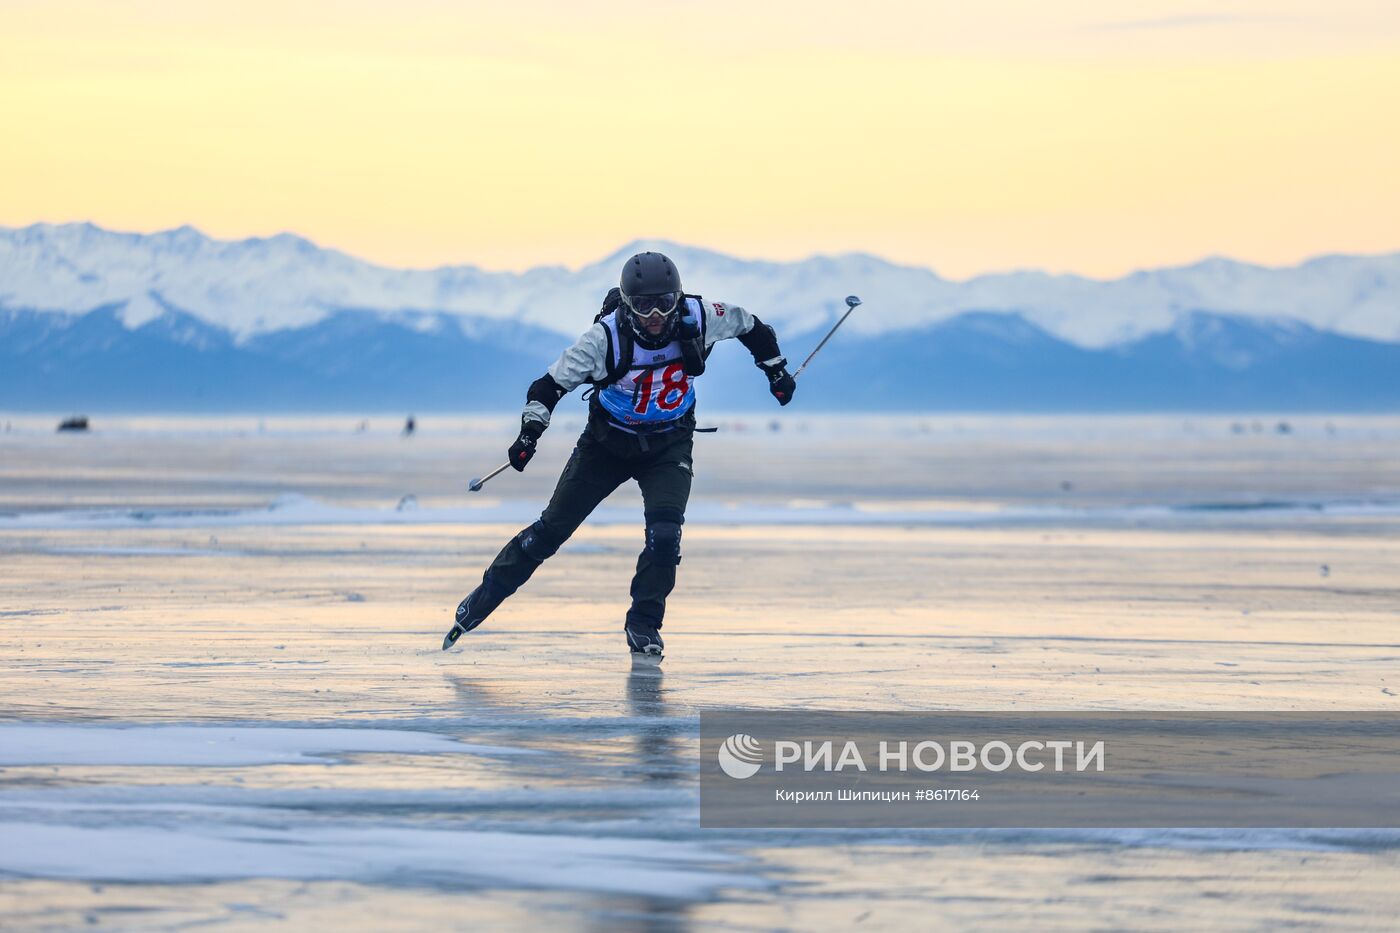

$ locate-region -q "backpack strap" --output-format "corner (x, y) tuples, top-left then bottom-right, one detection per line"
(589, 310), (633, 391)
(584, 287), (633, 391)
(678, 294), (706, 377)
(594, 287), (623, 324)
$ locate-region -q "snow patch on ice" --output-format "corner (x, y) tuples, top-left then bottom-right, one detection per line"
(0, 821), (757, 898)
(5, 492), (1400, 530)
(0, 724), (536, 767)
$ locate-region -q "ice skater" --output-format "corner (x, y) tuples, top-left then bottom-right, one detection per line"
(442, 251), (797, 660)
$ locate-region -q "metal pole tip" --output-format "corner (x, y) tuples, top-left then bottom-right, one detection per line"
(468, 479), (483, 492)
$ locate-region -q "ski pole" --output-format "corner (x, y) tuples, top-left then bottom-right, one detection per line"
(468, 462), (511, 493)
(793, 295), (862, 380)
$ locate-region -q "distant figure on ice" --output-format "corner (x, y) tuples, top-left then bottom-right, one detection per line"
(402, 415), (416, 436)
(442, 251), (796, 660)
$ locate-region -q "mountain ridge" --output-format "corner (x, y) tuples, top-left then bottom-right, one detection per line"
(4, 221), (1399, 348)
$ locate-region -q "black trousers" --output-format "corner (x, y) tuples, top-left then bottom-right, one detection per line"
(471, 423), (695, 631)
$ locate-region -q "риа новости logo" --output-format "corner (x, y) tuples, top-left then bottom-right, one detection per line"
(717, 733), (763, 779)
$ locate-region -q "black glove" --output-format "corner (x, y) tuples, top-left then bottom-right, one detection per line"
(508, 421), (544, 472)
(759, 357), (796, 406)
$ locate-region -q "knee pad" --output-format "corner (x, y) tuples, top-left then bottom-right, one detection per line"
(518, 519), (565, 562)
(643, 520), (683, 568)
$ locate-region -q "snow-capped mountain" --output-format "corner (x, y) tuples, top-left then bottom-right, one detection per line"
(3, 222), (1399, 411)
(3, 222), (1399, 347)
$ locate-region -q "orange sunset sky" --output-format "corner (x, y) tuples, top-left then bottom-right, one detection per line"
(2, 0), (1398, 277)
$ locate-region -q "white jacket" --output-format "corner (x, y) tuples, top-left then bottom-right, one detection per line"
(523, 300), (761, 429)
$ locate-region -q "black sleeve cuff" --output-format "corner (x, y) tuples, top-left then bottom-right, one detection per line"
(737, 315), (781, 362)
(526, 373), (567, 412)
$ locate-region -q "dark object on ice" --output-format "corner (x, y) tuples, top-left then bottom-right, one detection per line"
(1275, 421), (1292, 434)
(403, 415), (416, 436)
(1319, 564), (1330, 578)
(57, 416), (89, 432)
(1060, 480), (1075, 492)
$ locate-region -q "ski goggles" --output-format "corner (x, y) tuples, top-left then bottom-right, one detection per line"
(622, 291), (682, 320)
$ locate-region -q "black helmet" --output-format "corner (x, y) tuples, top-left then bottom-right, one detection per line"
(619, 252), (683, 350)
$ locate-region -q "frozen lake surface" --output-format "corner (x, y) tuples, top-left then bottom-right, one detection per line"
(2, 414), (1400, 929)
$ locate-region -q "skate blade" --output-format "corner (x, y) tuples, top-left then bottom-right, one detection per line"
(630, 649), (664, 668)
